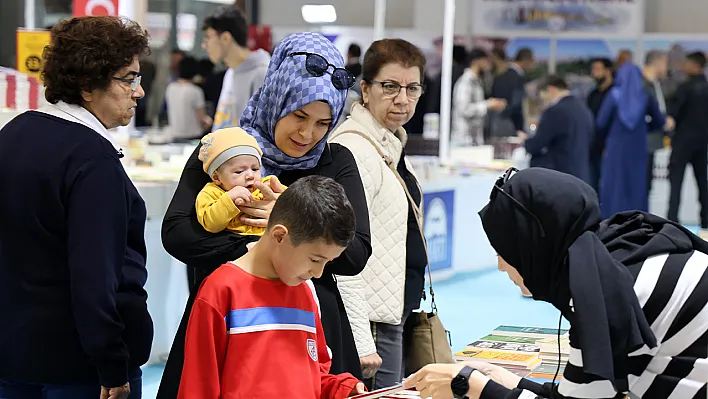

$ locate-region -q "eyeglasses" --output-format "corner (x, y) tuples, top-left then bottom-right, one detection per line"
(490, 167), (547, 237)
(112, 75), (142, 92)
(288, 52), (356, 90)
(366, 80), (425, 99)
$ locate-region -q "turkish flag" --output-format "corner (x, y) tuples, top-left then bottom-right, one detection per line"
(247, 25), (272, 53)
(73, 0), (119, 17)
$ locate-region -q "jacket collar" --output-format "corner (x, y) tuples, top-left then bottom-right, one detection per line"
(36, 101), (122, 152)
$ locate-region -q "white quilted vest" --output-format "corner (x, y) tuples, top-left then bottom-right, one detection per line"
(330, 103), (416, 326)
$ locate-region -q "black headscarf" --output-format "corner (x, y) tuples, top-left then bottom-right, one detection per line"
(478, 168), (656, 393)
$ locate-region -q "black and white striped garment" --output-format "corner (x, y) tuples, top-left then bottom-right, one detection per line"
(481, 251), (708, 399)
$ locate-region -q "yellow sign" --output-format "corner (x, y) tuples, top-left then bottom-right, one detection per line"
(16, 30), (51, 81)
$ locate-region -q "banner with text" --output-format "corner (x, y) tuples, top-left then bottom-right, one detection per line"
(423, 190), (455, 272)
(471, 0), (644, 37)
(73, 0), (119, 17)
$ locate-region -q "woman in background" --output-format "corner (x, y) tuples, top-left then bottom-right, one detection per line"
(596, 63), (666, 218)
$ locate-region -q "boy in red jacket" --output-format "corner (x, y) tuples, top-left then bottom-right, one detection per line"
(178, 175), (366, 398)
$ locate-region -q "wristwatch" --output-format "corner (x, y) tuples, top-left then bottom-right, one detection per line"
(451, 365), (476, 399)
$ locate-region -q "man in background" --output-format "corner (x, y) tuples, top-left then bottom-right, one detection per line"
(642, 50), (673, 199)
(668, 51), (708, 238)
(345, 43), (362, 79)
(491, 47), (534, 137)
(158, 49), (186, 126)
(170, 49), (186, 79)
(586, 57), (614, 194)
(428, 45), (468, 115)
(136, 57), (156, 127)
(519, 75), (594, 183)
(203, 5), (270, 131)
(165, 56), (212, 141)
(196, 58), (225, 133)
(452, 48), (506, 146)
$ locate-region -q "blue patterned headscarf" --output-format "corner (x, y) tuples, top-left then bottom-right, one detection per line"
(240, 32), (348, 176)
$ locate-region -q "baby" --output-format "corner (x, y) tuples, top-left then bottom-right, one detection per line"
(196, 127), (285, 236)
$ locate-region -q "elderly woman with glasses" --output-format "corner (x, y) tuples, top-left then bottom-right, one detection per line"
(157, 32), (372, 398)
(328, 38), (429, 389)
(405, 167), (708, 399)
(0, 17), (152, 399)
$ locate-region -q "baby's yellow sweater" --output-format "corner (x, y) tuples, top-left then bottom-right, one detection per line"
(195, 176), (283, 236)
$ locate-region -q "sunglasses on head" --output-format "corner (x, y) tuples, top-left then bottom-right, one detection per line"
(490, 167), (547, 237)
(288, 52), (356, 90)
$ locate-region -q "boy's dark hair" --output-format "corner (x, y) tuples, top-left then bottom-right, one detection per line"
(539, 75), (568, 91)
(348, 44), (361, 58)
(515, 48), (534, 62)
(202, 5), (249, 48)
(178, 56), (199, 80)
(687, 51), (707, 69)
(591, 57), (613, 69)
(267, 176), (356, 247)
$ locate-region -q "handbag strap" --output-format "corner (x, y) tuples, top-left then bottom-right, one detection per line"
(338, 130), (438, 311)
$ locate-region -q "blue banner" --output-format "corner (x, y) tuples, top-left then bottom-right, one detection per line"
(423, 190), (454, 272)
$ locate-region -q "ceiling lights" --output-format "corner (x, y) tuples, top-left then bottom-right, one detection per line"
(301, 5), (337, 24)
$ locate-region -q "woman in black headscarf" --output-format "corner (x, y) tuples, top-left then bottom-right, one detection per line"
(405, 167), (708, 399)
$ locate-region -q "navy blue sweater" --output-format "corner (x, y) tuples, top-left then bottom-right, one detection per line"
(525, 95), (594, 183)
(0, 112), (153, 387)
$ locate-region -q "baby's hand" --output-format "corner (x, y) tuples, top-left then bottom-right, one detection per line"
(228, 186), (254, 206)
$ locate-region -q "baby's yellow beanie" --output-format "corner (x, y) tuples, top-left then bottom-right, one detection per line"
(199, 128), (263, 176)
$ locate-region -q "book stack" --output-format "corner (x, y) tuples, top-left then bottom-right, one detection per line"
(525, 363), (566, 383)
(453, 325), (569, 379)
(536, 335), (570, 366)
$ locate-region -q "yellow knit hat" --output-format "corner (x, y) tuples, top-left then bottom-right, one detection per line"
(198, 127), (263, 176)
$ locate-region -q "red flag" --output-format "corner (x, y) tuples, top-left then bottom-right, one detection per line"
(73, 0), (119, 17)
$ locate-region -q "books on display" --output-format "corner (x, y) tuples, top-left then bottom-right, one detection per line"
(492, 325), (569, 339)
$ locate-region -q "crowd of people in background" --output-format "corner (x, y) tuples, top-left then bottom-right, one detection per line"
(449, 44), (708, 238)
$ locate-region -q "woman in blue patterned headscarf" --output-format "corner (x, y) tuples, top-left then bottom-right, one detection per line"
(596, 63), (666, 218)
(158, 32), (371, 397)
(240, 32), (350, 175)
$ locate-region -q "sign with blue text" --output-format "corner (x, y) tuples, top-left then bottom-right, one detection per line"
(423, 190), (454, 272)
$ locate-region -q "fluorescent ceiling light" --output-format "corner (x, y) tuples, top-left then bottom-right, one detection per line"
(301, 5), (337, 24)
